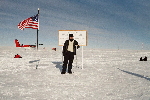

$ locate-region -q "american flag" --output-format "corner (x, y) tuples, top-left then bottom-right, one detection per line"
(18, 14), (39, 30)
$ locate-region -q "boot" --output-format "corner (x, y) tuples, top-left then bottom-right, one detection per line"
(68, 69), (72, 74)
(61, 67), (66, 74)
(61, 71), (66, 74)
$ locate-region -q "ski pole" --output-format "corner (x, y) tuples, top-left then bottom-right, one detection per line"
(62, 46), (63, 65)
(76, 45), (78, 68)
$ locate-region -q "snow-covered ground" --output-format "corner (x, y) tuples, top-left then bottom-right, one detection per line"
(0, 47), (150, 100)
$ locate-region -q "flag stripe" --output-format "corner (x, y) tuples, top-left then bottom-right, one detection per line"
(18, 14), (38, 30)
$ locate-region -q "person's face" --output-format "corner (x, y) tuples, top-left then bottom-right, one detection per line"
(69, 37), (74, 39)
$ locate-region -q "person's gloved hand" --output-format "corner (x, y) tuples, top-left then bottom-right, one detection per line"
(62, 52), (67, 56)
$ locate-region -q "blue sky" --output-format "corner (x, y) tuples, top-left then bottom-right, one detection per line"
(0, 0), (150, 50)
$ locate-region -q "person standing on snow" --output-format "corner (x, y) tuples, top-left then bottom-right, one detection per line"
(61, 34), (80, 74)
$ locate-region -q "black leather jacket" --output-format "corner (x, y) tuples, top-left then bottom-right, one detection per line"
(62, 40), (80, 56)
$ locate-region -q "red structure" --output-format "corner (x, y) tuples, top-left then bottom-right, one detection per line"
(14, 54), (22, 58)
(15, 39), (36, 48)
(52, 48), (56, 51)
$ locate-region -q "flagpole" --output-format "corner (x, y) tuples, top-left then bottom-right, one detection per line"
(37, 8), (40, 50)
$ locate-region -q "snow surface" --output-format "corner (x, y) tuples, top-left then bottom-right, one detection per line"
(0, 47), (150, 100)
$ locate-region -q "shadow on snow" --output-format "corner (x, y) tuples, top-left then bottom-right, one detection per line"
(118, 68), (150, 81)
(52, 62), (62, 72)
(29, 60), (40, 69)
(29, 60), (40, 63)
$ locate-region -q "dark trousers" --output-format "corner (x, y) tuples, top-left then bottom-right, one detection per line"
(62, 51), (74, 71)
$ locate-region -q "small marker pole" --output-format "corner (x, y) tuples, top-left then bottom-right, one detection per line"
(62, 46), (63, 65)
(82, 46), (83, 69)
(76, 45), (78, 68)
